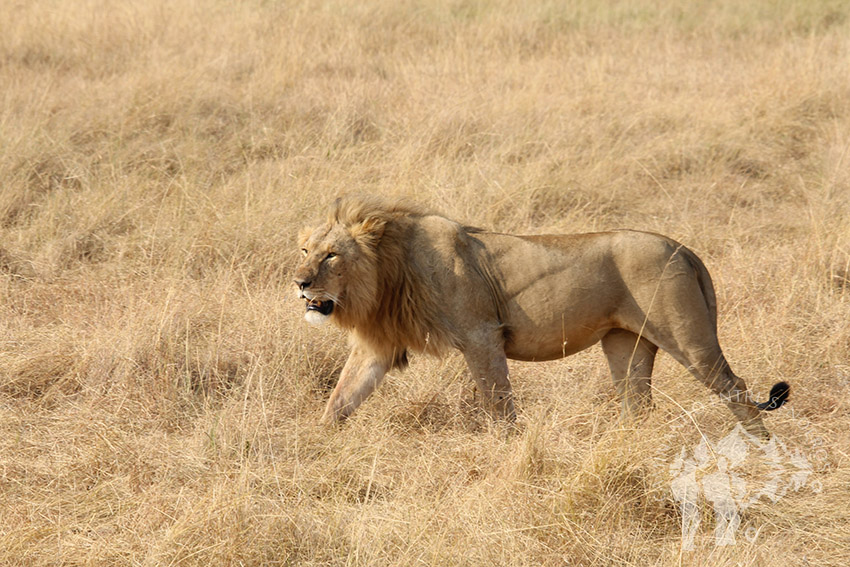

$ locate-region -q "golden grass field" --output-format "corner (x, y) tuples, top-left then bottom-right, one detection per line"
(1, 0), (849, 564)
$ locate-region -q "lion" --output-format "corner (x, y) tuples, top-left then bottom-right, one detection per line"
(294, 195), (789, 437)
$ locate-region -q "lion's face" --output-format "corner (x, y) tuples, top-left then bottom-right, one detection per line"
(293, 221), (378, 327)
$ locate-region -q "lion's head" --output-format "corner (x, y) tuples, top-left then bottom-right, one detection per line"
(293, 195), (476, 362)
(294, 200), (385, 329)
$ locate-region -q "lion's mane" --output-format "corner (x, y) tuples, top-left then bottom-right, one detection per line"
(326, 195), (506, 368)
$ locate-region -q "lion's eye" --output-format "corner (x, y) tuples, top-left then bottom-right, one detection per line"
(301, 248), (308, 257)
(325, 252), (337, 261)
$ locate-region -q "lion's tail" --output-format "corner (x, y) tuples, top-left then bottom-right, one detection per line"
(755, 381), (791, 411)
(681, 243), (790, 413)
(680, 244), (719, 337)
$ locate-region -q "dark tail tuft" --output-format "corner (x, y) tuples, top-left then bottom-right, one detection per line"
(755, 381), (790, 411)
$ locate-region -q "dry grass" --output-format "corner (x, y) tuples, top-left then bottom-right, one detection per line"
(1, 0), (849, 565)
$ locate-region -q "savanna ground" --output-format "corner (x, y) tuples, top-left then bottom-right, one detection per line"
(1, 1), (849, 565)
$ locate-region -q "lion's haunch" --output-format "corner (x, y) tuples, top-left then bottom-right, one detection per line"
(296, 195), (789, 438)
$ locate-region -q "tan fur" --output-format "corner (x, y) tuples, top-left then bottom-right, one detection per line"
(294, 195), (782, 437)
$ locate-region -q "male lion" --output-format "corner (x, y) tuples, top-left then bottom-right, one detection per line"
(294, 195), (788, 437)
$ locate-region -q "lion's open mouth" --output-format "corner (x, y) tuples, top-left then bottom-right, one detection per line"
(306, 298), (334, 316)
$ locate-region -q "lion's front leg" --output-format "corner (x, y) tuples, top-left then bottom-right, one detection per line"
(321, 346), (390, 423)
(461, 330), (516, 420)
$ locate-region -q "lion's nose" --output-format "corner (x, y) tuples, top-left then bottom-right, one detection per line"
(294, 277), (312, 290)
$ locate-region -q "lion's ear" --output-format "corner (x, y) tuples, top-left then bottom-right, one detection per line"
(350, 216), (387, 248)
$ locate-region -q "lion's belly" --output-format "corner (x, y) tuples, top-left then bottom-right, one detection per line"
(502, 295), (617, 361)
(504, 323), (611, 361)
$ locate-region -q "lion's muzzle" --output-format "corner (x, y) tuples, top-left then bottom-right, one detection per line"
(299, 288), (335, 326)
(305, 297), (335, 316)
(294, 272), (335, 322)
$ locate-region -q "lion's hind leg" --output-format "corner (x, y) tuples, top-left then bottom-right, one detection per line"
(687, 357), (770, 439)
(642, 327), (771, 439)
(601, 329), (658, 420)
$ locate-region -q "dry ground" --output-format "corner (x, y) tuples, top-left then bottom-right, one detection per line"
(1, 1), (849, 565)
